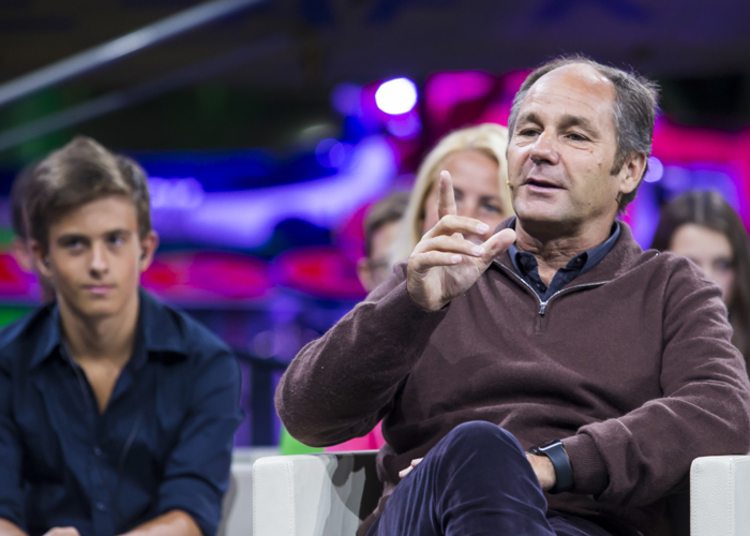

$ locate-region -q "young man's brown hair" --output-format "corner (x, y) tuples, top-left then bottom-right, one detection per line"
(27, 136), (151, 252)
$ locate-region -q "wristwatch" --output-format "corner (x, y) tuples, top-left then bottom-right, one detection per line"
(528, 439), (573, 494)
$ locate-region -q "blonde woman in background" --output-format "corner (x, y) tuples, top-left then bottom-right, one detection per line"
(389, 123), (514, 268)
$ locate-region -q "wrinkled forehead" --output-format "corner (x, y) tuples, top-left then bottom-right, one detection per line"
(521, 63), (617, 124)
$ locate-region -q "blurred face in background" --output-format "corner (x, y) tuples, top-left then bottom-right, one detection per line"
(669, 223), (735, 303)
(357, 219), (401, 292)
(421, 150), (507, 241)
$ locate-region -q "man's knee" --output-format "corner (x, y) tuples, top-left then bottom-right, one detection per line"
(442, 421), (524, 457)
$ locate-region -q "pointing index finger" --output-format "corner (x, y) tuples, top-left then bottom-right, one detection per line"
(437, 170), (457, 220)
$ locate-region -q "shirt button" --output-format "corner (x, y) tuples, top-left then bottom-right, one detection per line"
(93, 446), (102, 457)
(96, 502), (107, 512)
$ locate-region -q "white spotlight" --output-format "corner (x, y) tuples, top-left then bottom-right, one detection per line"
(375, 78), (418, 115)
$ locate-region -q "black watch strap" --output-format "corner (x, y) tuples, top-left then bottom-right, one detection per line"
(529, 439), (573, 494)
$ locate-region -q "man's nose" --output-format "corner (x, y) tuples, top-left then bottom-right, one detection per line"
(90, 243), (109, 274)
(529, 131), (558, 166)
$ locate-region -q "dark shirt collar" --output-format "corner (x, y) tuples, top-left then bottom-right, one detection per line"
(507, 217), (620, 275)
(506, 218), (620, 300)
(28, 288), (188, 371)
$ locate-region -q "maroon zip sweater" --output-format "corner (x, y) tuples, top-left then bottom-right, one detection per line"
(276, 221), (750, 536)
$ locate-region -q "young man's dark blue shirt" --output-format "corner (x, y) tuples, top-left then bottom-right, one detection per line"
(0, 289), (242, 536)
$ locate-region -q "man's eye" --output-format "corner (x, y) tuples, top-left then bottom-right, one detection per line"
(108, 235), (125, 246)
(64, 239), (85, 249)
(566, 132), (588, 142)
(518, 129), (539, 137)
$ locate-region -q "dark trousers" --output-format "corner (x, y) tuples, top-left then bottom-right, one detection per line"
(367, 421), (612, 536)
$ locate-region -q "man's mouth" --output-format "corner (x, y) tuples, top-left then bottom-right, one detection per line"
(83, 285), (115, 295)
(524, 178), (562, 189)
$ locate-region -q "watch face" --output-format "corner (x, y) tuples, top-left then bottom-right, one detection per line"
(538, 439), (561, 450)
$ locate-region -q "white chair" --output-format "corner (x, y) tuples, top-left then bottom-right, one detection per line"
(252, 452), (750, 536)
(253, 451), (381, 536)
(219, 447), (280, 536)
(690, 455), (750, 536)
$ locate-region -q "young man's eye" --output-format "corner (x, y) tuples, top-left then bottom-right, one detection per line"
(108, 235), (126, 246)
(63, 239), (85, 250)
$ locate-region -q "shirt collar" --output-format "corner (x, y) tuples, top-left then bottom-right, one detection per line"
(28, 288), (189, 371)
(578, 221), (620, 277)
(28, 304), (63, 370)
(507, 217), (620, 276)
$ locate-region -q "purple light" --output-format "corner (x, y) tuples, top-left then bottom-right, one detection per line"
(385, 112), (421, 139)
(149, 177), (205, 208)
(375, 78), (418, 115)
(315, 138), (349, 168)
(331, 83), (362, 116)
(643, 156), (664, 183)
(151, 136), (397, 248)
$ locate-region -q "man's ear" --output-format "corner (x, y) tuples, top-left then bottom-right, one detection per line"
(138, 230), (159, 273)
(29, 239), (53, 280)
(617, 152), (648, 196)
(11, 237), (34, 273)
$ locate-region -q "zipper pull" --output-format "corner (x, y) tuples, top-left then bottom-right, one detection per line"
(539, 301), (548, 315)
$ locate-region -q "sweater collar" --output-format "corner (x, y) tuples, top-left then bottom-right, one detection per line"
(506, 217), (621, 279)
(493, 217), (647, 286)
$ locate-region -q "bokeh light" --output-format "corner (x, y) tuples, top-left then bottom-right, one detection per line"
(643, 156), (664, 183)
(375, 77), (418, 115)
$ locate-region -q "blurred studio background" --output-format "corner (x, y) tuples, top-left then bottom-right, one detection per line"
(0, 0), (749, 448)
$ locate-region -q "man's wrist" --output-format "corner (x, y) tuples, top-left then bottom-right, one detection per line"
(529, 439), (573, 493)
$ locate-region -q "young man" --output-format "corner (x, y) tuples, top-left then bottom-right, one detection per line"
(276, 57), (750, 536)
(0, 137), (242, 536)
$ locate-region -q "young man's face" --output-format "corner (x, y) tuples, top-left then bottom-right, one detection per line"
(34, 195), (157, 320)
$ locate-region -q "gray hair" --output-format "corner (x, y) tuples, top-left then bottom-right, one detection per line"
(507, 55), (659, 211)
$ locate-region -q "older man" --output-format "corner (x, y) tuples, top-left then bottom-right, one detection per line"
(276, 57), (750, 536)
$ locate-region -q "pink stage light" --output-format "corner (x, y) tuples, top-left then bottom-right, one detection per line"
(425, 71), (495, 126)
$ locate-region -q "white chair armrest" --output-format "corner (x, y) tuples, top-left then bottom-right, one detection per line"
(253, 451), (380, 536)
(691, 455), (750, 536)
(218, 448), (280, 536)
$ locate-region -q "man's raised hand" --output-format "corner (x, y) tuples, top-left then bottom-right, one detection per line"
(406, 170), (516, 311)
